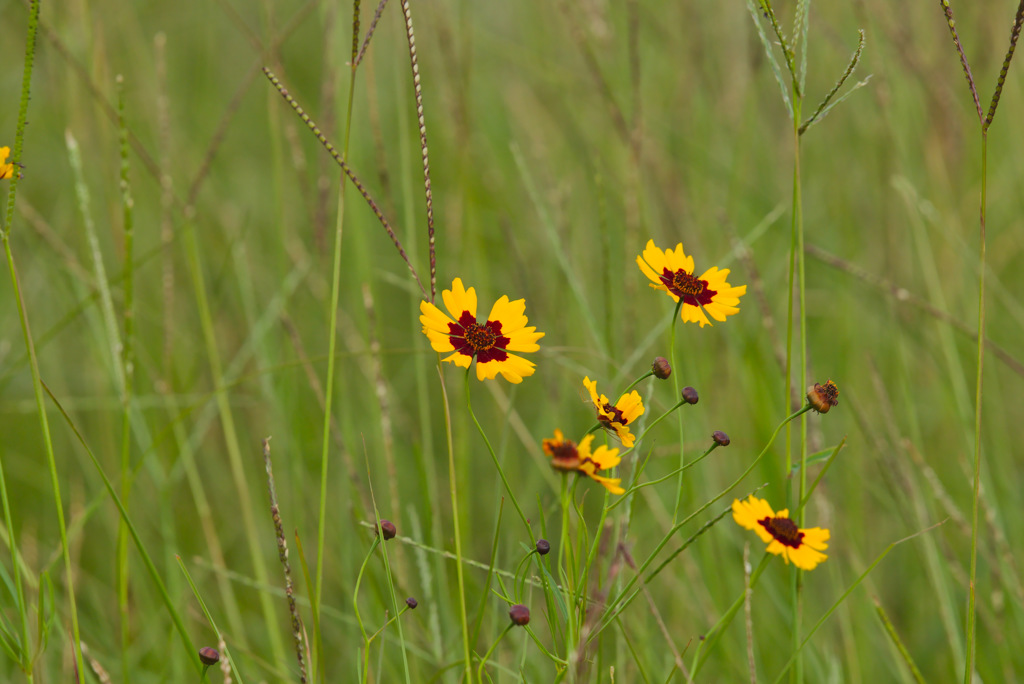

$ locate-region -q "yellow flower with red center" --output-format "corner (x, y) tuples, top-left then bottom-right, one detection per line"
(636, 239), (746, 327)
(732, 495), (830, 571)
(0, 147), (13, 180)
(583, 377), (644, 448)
(542, 429), (624, 494)
(419, 278), (544, 383)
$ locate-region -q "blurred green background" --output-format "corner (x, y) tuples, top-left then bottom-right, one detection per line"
(1, 0), (1022, 680)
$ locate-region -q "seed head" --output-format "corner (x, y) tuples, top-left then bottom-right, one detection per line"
(712, 430), (730, 447)
(536, 539), (551, 555)
(198, 647), (221, 666)
(405, 597), (418, 610)
(682, 386), (699, 405)
(652, 357), (672, 379)
(807, 380), (839, 414)
(509, 604), (531, 626)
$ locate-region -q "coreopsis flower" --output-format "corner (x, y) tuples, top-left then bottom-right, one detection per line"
(419, 278), (544, 383)
(732, 495), (830, 571)
(542, 429), (625, 494)
(0, 147), (13, 180)
(583, 377), (644, 448)
(636, 239), (746, 327)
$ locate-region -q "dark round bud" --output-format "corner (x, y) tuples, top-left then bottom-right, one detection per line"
(405, 597), (418, 610)
(509, 604), (531, 626)
(378, 520), (397, 540)
(536, 539), (551, 555)
(652, 357), (672, 380)
(198, 647), (221, 666)
(682, 386), (699, 405)
(712, 430), (730, 447)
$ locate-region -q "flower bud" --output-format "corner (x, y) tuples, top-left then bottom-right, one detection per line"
(536, 539), (551, 555)
(405, 597), (418, 610)
(806, 380), (839, 414)
(682, 386), (699, 405)
(712, 430), (730, 447)
(509, 604), (531, 626)
(198, 647), (221, 666)
(378, 520), (397, 540)
(652, 357), (672, 379)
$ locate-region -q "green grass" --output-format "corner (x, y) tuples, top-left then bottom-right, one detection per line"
(1, 0), (1023, 681)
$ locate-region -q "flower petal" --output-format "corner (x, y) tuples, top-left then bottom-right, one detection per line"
(616, 390), (644, 424)
(442, 278), (477, 320)
(476, 352), (536, 384)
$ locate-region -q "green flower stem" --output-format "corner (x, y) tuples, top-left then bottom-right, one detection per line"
(1, 2), (82, 679)
(792, 82), (810, 684)
(964, 123), (989, 684)
(476, 624), (513, 681)
(621, 370), (655, 394)
(442, 364), (473, 682)
(797, 438), (846, 512)
(354, 536), (380, 684)
(595, 406), (811, 637)
(688, 553), (772, 681)
(608, 443), (720, 509)
(559, 472), (578, 657)
(669, 300), (686, 524)
(465, 370), (535, 542)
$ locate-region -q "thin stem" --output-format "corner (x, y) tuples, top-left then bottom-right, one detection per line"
(444, 365), (473, 681)
(1, 1), (83, 679)
(963, 128), (987, 684)
(465, 371), (535, 542)
(669, 300), (685, 523)
(594, 406), (811, 638)
(116, 74), (136, 682)
(477, 625), (513, 681)
(792, 87), (808, 684)
(353, 537), (380, 683)
(688, 554), (772, 681)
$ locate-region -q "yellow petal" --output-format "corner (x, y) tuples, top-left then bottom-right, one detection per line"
(487, 296), (528, 334)
(615, 391), (644, 424)
(505, 325), (543, 352)
(664, 242), (695, 275)
(442, 278), (477, 320)
(588, 472), (624, 495)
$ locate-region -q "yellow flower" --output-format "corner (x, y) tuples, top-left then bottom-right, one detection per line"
(0, 147), (13, 180)
(542, 429), (624, 494)
(419, 278), (544, 383)
(583, 377), (644, 448)
(732, 495), (830, 571)
(636, 239), (746, 327)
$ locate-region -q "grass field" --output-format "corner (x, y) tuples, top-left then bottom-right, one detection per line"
(1, 0), (1023, 681)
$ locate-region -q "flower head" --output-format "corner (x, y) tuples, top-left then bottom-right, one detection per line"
(732, 495), (829, 571)
(0, 147), (13, 180)
(542, 429), (625, 494)
(807, 380), (839, 414)
(636, 239), (746, 327)
(419, 278), (544, 383)
(583, 377), (644, 448)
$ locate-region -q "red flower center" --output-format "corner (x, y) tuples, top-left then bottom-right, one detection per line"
(546, 439), (583, 470)
(464, 322), (498, 351)
(449, 311), (510, 363)
(661, 268), (717, 307)
(599, 402), (627, 426)
(759, 516), (805, 549)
